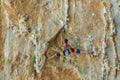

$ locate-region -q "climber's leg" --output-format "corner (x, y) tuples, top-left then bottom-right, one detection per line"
(80, 50), (89, 54)
(47, 54), (56, 60)
(47, 52), (64, 60)
(72, 48), (89, 54)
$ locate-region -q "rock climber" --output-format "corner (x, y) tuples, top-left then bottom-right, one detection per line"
(47, 30), (89, 60)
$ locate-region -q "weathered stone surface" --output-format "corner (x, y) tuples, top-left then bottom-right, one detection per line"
(0, 0), (120, 80)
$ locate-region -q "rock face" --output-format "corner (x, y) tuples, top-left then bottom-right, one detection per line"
(0, 0), (120, 80)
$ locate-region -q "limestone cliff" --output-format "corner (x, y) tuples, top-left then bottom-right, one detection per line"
(0, 0), (120, 80)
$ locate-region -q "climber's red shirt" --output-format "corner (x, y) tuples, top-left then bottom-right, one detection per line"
(63, 43), (69, 50)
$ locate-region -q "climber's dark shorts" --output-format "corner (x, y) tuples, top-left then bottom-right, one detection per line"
(56, 49), (70, 57)
(70, 48), (81, 54)
(63, 49), (70, 56)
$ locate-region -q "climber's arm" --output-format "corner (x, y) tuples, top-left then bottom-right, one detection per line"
(60, 32), (65, 50)
(61, 32), (63, 45)
(58, 31), (63, 49)
(61, 29), (65, 45)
